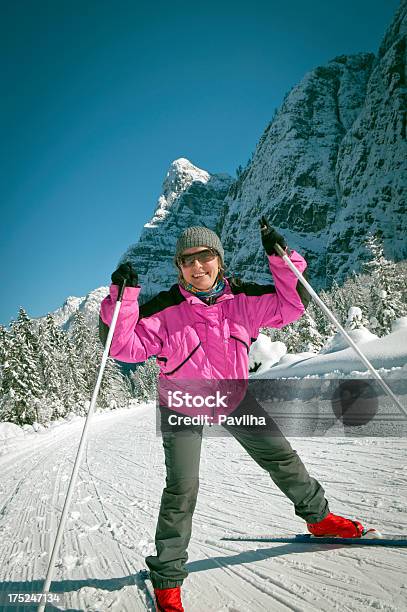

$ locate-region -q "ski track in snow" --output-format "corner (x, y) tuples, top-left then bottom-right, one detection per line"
(0, 406), (406, 611)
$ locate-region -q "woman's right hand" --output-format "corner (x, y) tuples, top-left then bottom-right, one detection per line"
(111, 262), (139, 287)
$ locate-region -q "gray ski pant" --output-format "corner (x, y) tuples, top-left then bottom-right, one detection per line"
(145, 413), (329, 589)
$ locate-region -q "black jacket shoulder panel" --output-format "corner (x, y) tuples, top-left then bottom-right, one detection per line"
(228, 272), (310, 309)
(296, 269), (311, 310)
(228, 277), (277, 296)
(97, 285), (184, 346)
(139, 284), (185, 319)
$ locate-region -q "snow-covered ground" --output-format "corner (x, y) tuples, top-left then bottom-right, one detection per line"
(1, 320), (407, 611)
(0, 401), (406, 612)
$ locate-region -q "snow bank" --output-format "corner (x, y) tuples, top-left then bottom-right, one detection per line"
(0, 422), (25, 456)
(392, 316), (407, 332)
(254, 324), (407, 379)
(249, 334), (286, 373)
(320, 326), (378, 354)
(0, 422), (24, 441)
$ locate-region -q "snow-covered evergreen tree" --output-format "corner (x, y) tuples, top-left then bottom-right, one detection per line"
(69, 311), (97, 403)
(38, 314), (66, 419)
(364, 233), (406, 336)
(309, 294), (336, 345)
(263, 322), (293, 352)
(0, 309), (43, 425)
(295, 311), (324, 353)
(70, 310), (132, 411)
(0, 324), (6, 390)
(329, 279), (349, 324)
(99, 355), (132, 409)
(0, 299), (136, 425)
(131, 358), (159, 402)
(59, 330), (85, 413)
(348, 271), (369, 314)
(345, 306), (369, 330)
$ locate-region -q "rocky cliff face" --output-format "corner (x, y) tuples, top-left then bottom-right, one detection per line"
(223, 1), (406, 287)
(221, 52), (376, 286)
(327, 1), (407, 281)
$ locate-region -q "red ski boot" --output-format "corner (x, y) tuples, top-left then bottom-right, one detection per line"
(307, 512), (364, 538)
(154, 586), (184, 612)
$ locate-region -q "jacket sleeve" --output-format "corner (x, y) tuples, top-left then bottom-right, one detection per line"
(99, 284), (165, 363)
(248, 250), (310, 334)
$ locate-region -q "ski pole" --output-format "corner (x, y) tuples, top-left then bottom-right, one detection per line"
(38, 280), (127, 612)
(274, 244), (406, 417)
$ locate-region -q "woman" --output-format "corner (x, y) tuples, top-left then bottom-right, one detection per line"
(100, 222), (364, 612)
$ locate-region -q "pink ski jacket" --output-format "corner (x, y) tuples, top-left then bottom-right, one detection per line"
(99, 251), (309, 382)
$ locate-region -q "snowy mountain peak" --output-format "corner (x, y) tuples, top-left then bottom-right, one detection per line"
(63, 296), (83, 310)
(145, 158), (211, 228)
(37, 287), (109, 329)
(122, 160), (233, 299)
(167, 158), (210, 186)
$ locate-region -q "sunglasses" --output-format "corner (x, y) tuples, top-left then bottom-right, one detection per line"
(178, 248), (218, 267)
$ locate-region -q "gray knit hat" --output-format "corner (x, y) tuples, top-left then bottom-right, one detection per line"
(175, 226), (224, 264)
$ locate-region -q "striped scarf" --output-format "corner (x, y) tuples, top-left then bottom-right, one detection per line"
(182, 275), (226, 304)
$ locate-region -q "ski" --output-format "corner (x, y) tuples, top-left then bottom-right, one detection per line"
(221, 531), (407, 546)
(138, 569), (156, 611)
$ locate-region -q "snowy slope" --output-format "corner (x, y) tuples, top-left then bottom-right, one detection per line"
(0, 405), (406, 611)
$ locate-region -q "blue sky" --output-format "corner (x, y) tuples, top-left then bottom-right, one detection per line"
(0, 0), (401, 325)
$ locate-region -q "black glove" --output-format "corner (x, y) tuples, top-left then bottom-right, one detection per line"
(259, 216), (288, 256)
(111, 262), (138, 288)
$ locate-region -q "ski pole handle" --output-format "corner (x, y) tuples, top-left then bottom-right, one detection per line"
(118, 279), (127, 301)
(274, 243), (289, 258)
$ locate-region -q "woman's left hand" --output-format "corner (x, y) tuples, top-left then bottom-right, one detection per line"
(259, 216), (288, 256)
